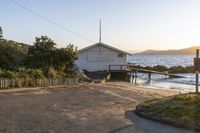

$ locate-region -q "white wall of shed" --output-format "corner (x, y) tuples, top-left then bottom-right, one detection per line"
(75, 45), (127, 71)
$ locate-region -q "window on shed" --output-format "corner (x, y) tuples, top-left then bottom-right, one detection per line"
(118, 53), (123, 57)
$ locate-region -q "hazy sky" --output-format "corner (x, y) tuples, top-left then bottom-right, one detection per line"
(1, 0), (200, 51)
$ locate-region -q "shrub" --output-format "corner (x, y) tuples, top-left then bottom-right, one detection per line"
(0, 70), (18, 79)
(33, 69), (45, 79)
(0, 68), (45, 79)
(16, 67), (29, 79)
(48, 67), (57, 79)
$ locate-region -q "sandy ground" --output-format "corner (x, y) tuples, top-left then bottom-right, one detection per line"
(0, 82), (197, 133)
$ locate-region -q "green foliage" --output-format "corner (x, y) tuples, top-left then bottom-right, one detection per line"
(50, 45), (77, 70)
(0, 39), (28, 70)
(25, 36), (78, 72)
(16, 67), (45, 79)
(32, 69), (46, 79)
(64, 44), (78, 66)
(0, 36), (78, 79)
(16, 67), (29, 79)
(25, 36), (56, 69)
(0, 68), (45, 79)
(33, 36), (56, 51)
(0, 70), (18, 79)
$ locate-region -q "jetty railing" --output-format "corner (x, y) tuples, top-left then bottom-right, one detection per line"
(109, 64), (130, 71)
(0, 78), (80, 89)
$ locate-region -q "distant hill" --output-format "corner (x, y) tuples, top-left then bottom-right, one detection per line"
(127, 50), (141, 54)
(134, 46), (200, 55)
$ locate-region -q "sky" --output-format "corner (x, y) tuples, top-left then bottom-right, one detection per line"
(1, 0), (200, 51)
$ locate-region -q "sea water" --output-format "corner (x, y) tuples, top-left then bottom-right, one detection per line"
(127, 54), (194, 67)
(127, 54), (197, 92)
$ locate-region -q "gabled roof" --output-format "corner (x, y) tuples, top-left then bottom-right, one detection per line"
(78, 42), (131, 55)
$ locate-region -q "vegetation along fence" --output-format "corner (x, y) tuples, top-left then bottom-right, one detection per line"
(0, 78), (80, 89)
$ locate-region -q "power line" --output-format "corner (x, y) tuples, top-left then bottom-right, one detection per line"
(9, 0), (96, 43)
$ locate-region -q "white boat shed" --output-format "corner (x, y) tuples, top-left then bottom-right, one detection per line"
(76, 42), (131, 72)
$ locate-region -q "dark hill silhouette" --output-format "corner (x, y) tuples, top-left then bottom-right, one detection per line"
(134, 46), (200, 55)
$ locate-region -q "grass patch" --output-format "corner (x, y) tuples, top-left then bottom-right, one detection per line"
(136, 93), (200, 131)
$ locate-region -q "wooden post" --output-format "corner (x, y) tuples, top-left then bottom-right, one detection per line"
(135, 71), (138, 78)
(194, 49), (200, 93)
(132, 72), (134, 83)
(164, 71), (168, 78)
(129, 72), (131, 83)
(134, 71), (138, 85)
(196, 72), (199, 93)
(196, 49), (199, 93)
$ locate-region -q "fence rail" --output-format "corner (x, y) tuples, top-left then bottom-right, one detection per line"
(0, 78), (80, 89)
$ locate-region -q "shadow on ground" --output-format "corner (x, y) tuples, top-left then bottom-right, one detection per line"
(107, 110), (198, 133)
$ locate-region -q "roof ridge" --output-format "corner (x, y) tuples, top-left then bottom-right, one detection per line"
(78, 42), (131, 55)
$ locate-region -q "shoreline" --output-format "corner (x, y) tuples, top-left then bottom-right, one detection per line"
(99, 81), (180, 98)
(133, 81), (193, 93)
(131, 76), (196, 93)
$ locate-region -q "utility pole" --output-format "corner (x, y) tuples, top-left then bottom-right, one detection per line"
(194, 49), (200, 93)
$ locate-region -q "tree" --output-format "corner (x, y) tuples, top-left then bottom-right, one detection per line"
(64, 43), (78, 66)
(33, 36), (56, 52)
(52, 44), (78, 69)
(25, 36), (78, 73)
(26, 36), (56, 69)
(0, 26), (3, 39)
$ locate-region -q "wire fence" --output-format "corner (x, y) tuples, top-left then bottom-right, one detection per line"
(0, 78), (80, 89)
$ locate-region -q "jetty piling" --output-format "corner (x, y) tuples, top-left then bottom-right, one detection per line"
(148, 73), (151, 80)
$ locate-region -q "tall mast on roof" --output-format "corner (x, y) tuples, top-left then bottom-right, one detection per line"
(99, 19), (101, 43)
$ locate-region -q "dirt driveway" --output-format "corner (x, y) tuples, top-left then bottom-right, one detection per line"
(0, 82), (197, 133)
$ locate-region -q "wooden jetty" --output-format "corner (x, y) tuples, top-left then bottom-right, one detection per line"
(108, 65), (185, 80)
(130, 68), (185, 78)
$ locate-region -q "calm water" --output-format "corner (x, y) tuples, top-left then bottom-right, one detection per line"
(127, 54), (197, 92)
(127, 54), (194, 67)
